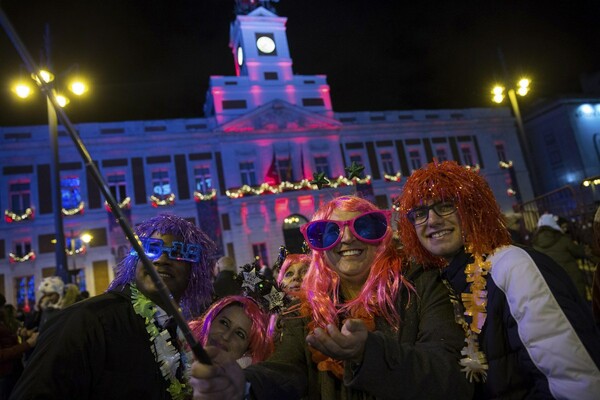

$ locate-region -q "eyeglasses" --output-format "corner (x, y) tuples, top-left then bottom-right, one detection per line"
(406, 202), (457, 225)
(300, 210), (391, 251)
(130, 237), (201, 263)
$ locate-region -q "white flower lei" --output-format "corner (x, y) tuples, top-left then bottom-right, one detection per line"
(130, 284), (192, 400)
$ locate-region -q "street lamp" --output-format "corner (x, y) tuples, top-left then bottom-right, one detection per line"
(490, 76), (537, 200)
(68, 230), (92, 286)
(11, 66), (89, 283)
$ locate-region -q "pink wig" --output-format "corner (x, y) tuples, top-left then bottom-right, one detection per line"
(299, 195), (411, 331)
(276, 253), (311, 285)
(189, 295), (273, 364)
(397, 161), (511, 267)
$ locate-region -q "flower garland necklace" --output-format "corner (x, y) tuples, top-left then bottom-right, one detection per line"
(130, 284), (192, 400)
(442, 249), (491, 383)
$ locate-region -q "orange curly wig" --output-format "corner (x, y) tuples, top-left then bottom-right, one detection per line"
(397, 161), (511, 267)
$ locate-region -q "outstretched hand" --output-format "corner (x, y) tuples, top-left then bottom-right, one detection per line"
(305, 318), (368, 364)
(189, 346), (246, 400)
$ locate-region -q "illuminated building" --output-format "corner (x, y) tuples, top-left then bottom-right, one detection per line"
(0, 5), (531, 303)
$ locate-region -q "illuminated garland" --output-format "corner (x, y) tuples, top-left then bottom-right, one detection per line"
(9, 251), (36, 263)
(225, 175), (372, 199)
(150, 193), (176, 207)
(62, 201), (85, 216)
(498, 160), (513, 169)
(66, 244), (87, 256)
(193, 189), (217, 201)
(5, 208), (34, 223)
(104, 197), (131, 212)
(383, 172), (402, 182)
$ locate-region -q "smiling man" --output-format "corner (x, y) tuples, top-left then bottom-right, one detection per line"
(10, 214), (216, 400)
(398, 161), (600, 400)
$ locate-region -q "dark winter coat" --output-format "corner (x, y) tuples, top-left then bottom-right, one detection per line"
(443, 246), (600, 399)
(245, 265), (473, 399)
(10, 285), (181, 400)
(532, 225), (588, 300)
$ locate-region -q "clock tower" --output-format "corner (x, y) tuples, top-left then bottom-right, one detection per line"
(204, 5), (333, 124)
(230, 6), (292, 80)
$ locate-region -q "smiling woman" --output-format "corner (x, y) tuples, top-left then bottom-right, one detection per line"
(189, 195), (474, 400)
(189, 296), (273, 367)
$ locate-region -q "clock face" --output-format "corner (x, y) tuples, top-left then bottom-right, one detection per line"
(256, 36), (276, 54)
(237, 46), (244, 66)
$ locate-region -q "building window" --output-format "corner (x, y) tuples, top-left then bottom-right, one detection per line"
(13, 240), (32, 258)
(194, 165), (212, 193)
(276, 157), (292, 182)
(151, 169), (171, 196)
(252, 243), (269, 268)
(381, 152), (394, 175)
(409, 150), (422, 171)
(61, 177), (82, 210)
(314, 156), (330, 177)
(9, 181), (31, 213)
(240, 161), (257, 186)
(15, 275), (35, 313)
(302, 98), (325, 107)
(264, 72), (278, 80)
(222, 100), (247, 110)
(461, 146), (475, 166)
(349, 154), (363, 166)
(107, 173), (128, 202)
(495, 142), (507, 162)
(435, 147), (448, 162)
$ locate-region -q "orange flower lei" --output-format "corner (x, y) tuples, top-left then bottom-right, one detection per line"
(307, 308), (376, 380)
(458, 249), (491, 382)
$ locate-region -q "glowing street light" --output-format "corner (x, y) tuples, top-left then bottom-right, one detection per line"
(489, 73), (537, 199)
(10, 62), (90, 283)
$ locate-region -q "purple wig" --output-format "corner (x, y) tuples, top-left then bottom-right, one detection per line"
(108, 213), (217, 318)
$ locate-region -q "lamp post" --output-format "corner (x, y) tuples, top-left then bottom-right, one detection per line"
(12, 62), (89, 283)
(491, 49), (538, 197)
(68, 229), (92, 285)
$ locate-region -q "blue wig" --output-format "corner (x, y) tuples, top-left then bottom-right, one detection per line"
(108, 213), (216, 318)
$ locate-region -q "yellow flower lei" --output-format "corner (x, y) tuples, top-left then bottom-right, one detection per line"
(130, 284), (191, 400)
(443, 249), (491, 383)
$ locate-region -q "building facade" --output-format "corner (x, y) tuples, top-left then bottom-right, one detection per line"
(0, 6), (531, 307)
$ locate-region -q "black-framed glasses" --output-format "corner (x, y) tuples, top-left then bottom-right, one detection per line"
(300, 210), (391, 251)
(406, 202), (457, 225)
(130, 237), (201, 263)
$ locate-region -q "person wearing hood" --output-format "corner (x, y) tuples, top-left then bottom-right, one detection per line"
(532, 213), (589, 300)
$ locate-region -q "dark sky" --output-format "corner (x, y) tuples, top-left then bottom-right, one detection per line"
(1, 0), (600, 126)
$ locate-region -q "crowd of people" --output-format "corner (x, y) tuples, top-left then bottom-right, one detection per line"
(1, 160), (599, 399)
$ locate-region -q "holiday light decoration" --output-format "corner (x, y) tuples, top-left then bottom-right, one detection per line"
(104, 197), (131, 212)
(9, 251), (36, 263)
(499, 161), (513, 169)
(66, 244), (87, 256)
(384, 172), (402, 182)
(62, 201), (85, 216)
(193, 189), (217, 201)
(224, 175), (372, 199)
(150, 193), (176, 207)
(5, 208), (34, 223)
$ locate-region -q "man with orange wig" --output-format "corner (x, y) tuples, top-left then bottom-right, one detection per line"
(398, 160), (600, 399)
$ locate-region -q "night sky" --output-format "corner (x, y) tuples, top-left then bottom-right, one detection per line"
(1, 0), (599, 127)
